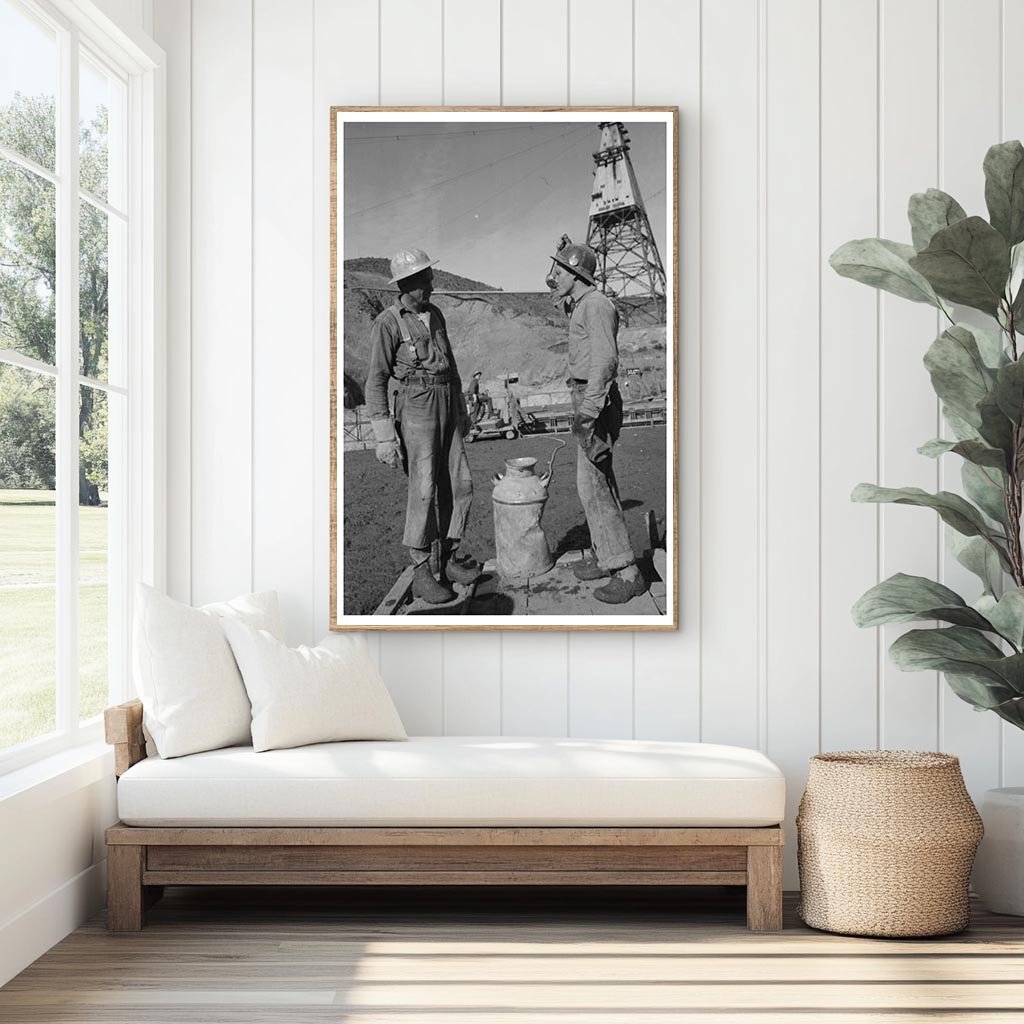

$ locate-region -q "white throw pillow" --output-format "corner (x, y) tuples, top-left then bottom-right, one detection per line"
(133, 584), (283, 758)
(223, 621), (407, 752)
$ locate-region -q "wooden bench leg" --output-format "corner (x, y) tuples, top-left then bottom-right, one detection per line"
(107, 845), (145, 932)
(746, 845), (783, 931)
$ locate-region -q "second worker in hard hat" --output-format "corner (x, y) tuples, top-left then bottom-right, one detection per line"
(547, 243), (647, 604)
(365, 247), (480, 604)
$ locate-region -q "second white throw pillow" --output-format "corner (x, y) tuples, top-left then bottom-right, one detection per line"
(222, 621), (407, 752)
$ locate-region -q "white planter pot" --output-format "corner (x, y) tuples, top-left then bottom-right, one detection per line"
(973, 787), (1024, 916)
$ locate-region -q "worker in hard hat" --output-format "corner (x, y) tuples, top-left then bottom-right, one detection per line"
(466, 370), (483, 422)
(365, 247), (479, 604)
(547, 242), (647, 604)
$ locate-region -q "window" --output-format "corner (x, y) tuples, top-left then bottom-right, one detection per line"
(0, 0), (161, 772)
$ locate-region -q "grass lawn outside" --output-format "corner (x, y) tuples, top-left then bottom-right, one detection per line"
(0, 489), (109, 751)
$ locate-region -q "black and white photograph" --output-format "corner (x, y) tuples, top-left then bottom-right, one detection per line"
(330, 108), (677, 629)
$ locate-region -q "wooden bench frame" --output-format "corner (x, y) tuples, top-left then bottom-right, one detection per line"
(104, 700), (784, 932)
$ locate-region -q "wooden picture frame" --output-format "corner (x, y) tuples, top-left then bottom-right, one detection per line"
(330, 107), (678, 630)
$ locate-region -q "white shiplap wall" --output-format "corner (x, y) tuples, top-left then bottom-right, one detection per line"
(153, 0), (1024, 884)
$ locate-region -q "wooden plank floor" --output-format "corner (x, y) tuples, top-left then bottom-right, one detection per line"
(3, 886), (1024, 1022)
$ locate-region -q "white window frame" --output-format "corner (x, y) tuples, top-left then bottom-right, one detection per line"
(0, 0), (164, 776)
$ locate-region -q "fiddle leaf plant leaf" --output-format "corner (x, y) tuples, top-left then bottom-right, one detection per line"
(962, 461), (1009, 529)
(851, 483), (1010, 555)
(978, 392), (1016, 459)
(888, 627), (1024, 707)
(944, 672), (1024, 715)
(852, 573), (995, 631)
(908, 188), (968, 251)
(918, 437), (1008, 471)
(984, 140), (1024, 246)
(923, 325), (997, 428)
(966, 322), (1011, 369)
(976, 589), (1024, 650)
(993, 357), (1024, 423)
(909, 216), (1011, 314)
(1008, 241), (1024, 308)
(830, 238), (944, 307)
(942, 406), (984, 442)
(950, 532), (1003, 597)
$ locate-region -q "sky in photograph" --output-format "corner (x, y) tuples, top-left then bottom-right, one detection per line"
(343, 120), (668, 293)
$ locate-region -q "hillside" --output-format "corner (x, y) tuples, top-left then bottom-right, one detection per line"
(341, 258), (666, 404)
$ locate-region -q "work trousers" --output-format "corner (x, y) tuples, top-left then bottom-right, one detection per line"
(395, 377), (473, 556)
(571, 381), (635, 572)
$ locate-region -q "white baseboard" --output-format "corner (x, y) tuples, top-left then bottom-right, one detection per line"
(0, 859), (107, 987)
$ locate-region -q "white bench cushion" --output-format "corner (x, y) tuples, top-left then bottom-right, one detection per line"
(117, 736), (785, 828)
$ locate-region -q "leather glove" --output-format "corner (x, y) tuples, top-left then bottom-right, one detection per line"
(371, 417), (401, 469)
(375, 440), (401, 469)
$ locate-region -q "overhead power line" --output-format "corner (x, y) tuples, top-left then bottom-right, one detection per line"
(447, 127), (593, 229)
(345, 125), (583, 220)
(345, 125), (550, 144)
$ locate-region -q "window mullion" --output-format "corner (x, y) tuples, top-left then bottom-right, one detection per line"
(55, 23), (81, 735)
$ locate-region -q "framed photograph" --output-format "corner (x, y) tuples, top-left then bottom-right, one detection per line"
(330, 107), (678, 630)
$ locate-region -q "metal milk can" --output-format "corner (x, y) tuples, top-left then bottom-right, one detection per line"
(492, 457), (554, 580)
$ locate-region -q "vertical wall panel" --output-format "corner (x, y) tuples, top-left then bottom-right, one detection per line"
(764, 0), (821, 883)
(440, 0), (504, 734)
(878, 0), (941, 751)
(502, 0), (568, 104)
(189, 0), (253, 605)
(564, 0), (636, 726)
(568, 0), (632, 104)
(153, 0), (190, 604)
(819, 0), (879, 753)
(632, 0), (700, 741)
(443, 0), (501, 105)
(699, 0), (760, 749)
(568, 634), (634, 738)
(313, 0), (378, 659)
(444, 639), (502, 734)
(253, 0), (315, 646)
(381, 0), (444, 105)
(938, 0), (1002, 794)
(1002, 0), (1024, 786)
(381, 635), (446, 735)
(502, 634), (569, 735)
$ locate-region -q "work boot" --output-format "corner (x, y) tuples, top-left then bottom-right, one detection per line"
(594, 570), (648, 605)
(443, 543), (481, 585)
(572, 557), (609, 581)
(412, 562), (455, 604)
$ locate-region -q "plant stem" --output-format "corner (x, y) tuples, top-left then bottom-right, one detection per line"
(1006, 308), (1024, 586)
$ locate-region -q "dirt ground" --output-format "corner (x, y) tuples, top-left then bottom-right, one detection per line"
(341, 426), (668, 615)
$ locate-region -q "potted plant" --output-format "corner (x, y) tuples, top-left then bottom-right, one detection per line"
(832, 140), (1024, 913)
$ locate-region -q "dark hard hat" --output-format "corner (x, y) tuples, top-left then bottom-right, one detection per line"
(550, 243), (597, 286)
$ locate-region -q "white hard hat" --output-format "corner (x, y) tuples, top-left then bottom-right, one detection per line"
(389, 247), (440, 284)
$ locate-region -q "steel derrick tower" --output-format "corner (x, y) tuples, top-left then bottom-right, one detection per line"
(585, 122), (667, 324)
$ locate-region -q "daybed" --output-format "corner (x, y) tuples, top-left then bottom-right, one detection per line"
(104, 699), (786, 932)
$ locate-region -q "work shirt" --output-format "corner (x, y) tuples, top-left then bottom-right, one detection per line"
(365, 300), (462, 420)
(567, 286), (619, 416)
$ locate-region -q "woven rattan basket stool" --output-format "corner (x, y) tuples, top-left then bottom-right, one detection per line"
(797, 751), (983, 937)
